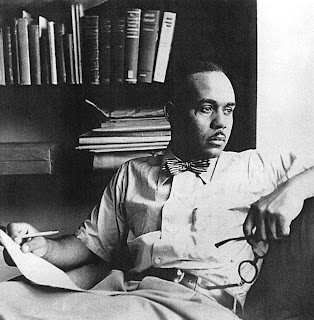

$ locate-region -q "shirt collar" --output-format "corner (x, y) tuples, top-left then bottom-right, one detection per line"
(159, 148), (218, 184)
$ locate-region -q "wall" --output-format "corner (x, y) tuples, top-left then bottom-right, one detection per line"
(257, 0), (314, 158)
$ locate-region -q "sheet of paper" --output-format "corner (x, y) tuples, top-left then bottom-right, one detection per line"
(0, 229), (84, 291)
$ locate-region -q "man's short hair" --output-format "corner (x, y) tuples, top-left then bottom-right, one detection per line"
(174, 60), (223, 80)
(172, 60), (224, 104)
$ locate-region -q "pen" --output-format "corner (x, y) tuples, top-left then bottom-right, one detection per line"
(20, 230), (59, 239)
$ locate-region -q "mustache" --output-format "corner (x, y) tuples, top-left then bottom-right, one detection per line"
(209, 130), (226, 140)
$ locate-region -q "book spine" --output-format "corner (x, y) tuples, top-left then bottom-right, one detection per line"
(17, 18), (31, 85)
(55, 23), (66, 83)
(111, 17), (125, 84)
(0, 144), (52, 161)
(71, 4), (79, 84)
(93, 150), (154, 170)
(99, 16), (111, 85)
(28, 24), (41, 85)
(76, 3), (84, 84)
(125, 8), (141, 84)
(153, 12), (176, 83)
(47, 21), (57, 85)
(64, 33), (75, 84)
(81, 15), (100, 85)
(0, 160), (52, 175)
(138, 10), (160, 83)
(0, 28), (5, 85)
(39, 30), (50, 84)
(11, 19), (20, 84)
(3, 26), (14, 85)
(79, 135), (171, 144)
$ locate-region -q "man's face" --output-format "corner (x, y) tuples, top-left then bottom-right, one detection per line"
(176, 71), (236, 159)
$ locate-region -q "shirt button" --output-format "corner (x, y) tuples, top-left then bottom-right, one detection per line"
(154, 256), (161, 264)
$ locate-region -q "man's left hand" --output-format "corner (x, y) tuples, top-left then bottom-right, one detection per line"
(243, 179), (304, 247)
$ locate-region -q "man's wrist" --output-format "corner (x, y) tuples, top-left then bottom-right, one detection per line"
(288, 168), (314, 200)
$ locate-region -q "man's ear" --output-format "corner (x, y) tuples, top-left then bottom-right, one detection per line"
(164, 101), (176, 123)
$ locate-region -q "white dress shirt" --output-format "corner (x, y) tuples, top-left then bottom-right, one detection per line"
(76, 148), (311, 305)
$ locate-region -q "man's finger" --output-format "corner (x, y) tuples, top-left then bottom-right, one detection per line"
(6, 223), (38, 242)
(266, 214), (278, 240)
(243, 211), (257, 247)
(20, 237), (47, 257)
(21, 238), (41, 253)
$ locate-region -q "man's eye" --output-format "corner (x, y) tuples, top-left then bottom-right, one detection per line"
(201, 106), (213, 114)
(223, 107), (234, 116)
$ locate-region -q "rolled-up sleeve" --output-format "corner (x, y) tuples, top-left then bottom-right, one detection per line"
(75, 164), (128, 262)
(248, 149), (314, 195)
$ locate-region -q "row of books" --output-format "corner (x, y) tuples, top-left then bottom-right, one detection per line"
(0, 5), (176, 86)
(76, 108), (171, 169)
(81, 9), (176, 85)
(0, 4), (84, 86)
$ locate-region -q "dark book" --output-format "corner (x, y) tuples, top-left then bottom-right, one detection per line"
(125, 8), (141, 84)
(81, 15), (100, 85)
(39, 31), (50, 84)
(153, 12), (176, 83)
(64, 33), (75, 84)
(28, 24), (41, 85)
(0, 28), (5, 86)
(111, 17), (125, 84)
(48, 21), (57, 85)
(55, 23), (66, 83)
(99, 15), (111, 85)
(3, 26), (14, 85)
(138, 10), (160, 83)
(11, 19), (20, 84)
(17, 17), (31, 85)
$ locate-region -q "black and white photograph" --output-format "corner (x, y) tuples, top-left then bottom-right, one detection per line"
(0, 0), (313, 319)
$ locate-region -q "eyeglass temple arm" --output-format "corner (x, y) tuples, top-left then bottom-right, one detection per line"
(215, 235), (255, 248)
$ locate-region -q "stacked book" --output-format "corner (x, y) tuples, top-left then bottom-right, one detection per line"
(77, 108), (171, 170)
(0, 142), (58, 175)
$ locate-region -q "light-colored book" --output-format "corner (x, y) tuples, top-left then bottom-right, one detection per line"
(93, 150), (163, 170)
(153, 12), (176, 83)
(95, 119), (170, 132)
(79, 135), (171, 145)
(76, 141), (168, 151)
(48, 21), (57, 85)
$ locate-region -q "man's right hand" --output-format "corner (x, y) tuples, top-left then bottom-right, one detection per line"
(4, 222), (50, 262)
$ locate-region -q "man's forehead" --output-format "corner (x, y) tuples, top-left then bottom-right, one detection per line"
(187, 71), (235, 103)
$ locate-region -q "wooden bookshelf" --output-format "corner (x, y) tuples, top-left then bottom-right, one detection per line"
(0, 0), (257, 173)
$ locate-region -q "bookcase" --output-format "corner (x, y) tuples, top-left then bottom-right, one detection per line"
(0, 0), (256, 232)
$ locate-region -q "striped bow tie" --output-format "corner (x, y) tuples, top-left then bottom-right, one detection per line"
(163, 158), (211, 175)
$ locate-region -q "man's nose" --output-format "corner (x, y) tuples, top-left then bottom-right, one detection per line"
(210, 109), (227, 129)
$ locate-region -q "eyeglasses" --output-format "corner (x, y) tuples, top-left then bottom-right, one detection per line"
(213, 236), (269, 288)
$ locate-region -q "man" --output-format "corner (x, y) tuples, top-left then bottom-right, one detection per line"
(1, 61), (314, 320)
